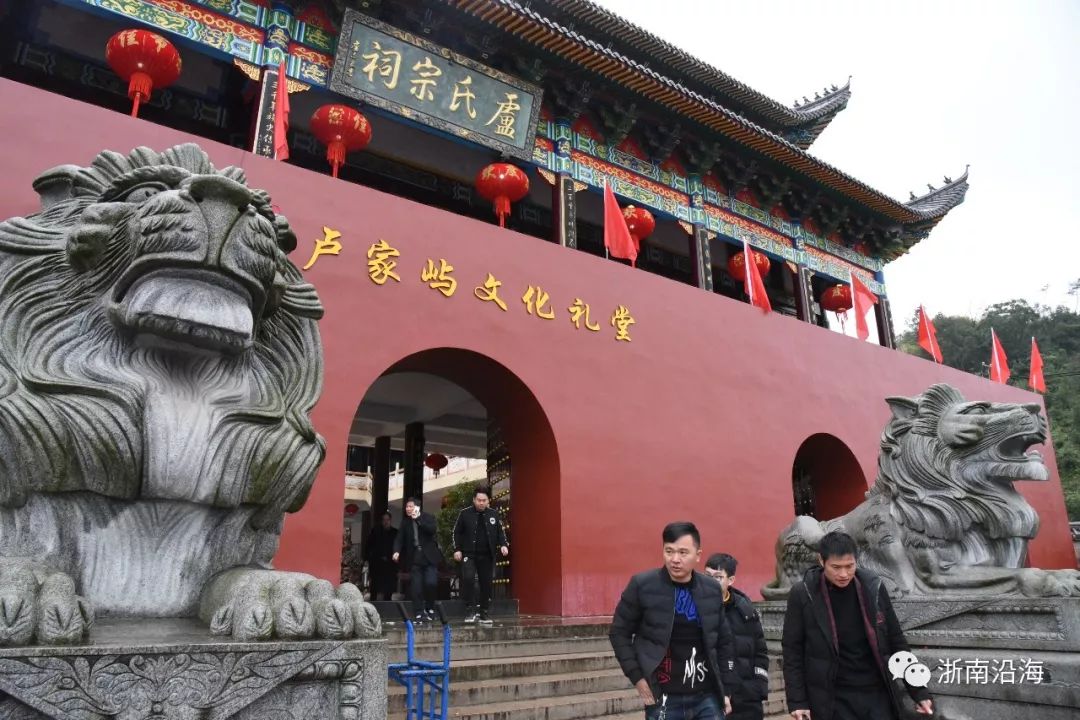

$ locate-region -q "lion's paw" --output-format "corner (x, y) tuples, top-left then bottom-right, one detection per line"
(1017, 568), (1080, 597)
(200, 569), (381, 641)
(0, 564), (92, 646)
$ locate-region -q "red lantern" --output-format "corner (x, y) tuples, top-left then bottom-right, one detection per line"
(310, 104), (372, 179)
(475, 163), (529, 228)
(622, 205), (655, 251)
(820, 284), (853, 313)
(727, 250), (771, 283)
(105, 29), (182, 118)
(425, 453), (448, 477)
(344, 503), (359, 516)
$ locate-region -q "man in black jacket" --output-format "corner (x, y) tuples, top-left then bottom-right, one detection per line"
(365, 511), (398, 601)
(392, 497), (442, 623)
(705, 553), (768, 720)
(452, 486), (508, 625)
(610, 521), (736, 719)
(782, 531), (934, 720)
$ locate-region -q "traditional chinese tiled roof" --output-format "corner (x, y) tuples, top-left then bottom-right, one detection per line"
(444, 0), (967, 240)
(539, 0), (850, 149)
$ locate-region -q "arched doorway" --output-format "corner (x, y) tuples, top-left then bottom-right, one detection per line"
(341, 348), (560, 616)
(791, 434), (867, 521)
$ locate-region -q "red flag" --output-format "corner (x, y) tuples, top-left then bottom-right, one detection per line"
(917, 306), (943, 363)
(273, 61), (290, 161)
(604, 181), (638, 267)
(1029, 337), (1046, 393)
(850, 273), (878, 341)
(990, 328), (1011, 384)
(743, 241), (771, 313)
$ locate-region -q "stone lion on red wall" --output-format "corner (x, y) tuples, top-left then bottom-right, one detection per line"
(762, 384), (1080, 599)
(0, 144), (377, 644)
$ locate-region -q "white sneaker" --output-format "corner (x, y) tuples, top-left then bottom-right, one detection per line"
(463, 613), (479, 624)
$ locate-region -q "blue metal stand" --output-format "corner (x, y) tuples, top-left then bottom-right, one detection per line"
(388, 601), (451, 720)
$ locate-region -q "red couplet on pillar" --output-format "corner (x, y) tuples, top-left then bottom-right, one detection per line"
(105, 29), (182, 118)
(475, 163), (529, 228)
(310, 104), (372, 178)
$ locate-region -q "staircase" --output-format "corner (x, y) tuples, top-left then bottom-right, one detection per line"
(385, 619), (790, 719)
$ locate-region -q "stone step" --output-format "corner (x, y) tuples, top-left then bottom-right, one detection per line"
(389, 635), (613, 662)
(388, 668), (629, 711)
(388, 688), (640, 720)
(383, 620), (611, 644)
(448, 651), (621, 682)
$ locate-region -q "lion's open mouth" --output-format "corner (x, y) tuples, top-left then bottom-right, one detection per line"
(113, 270), (254, 353)
(998, 428), (1047, 464)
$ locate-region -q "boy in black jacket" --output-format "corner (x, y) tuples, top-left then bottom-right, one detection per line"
(705, 553), (768, 720)
(782, 531), (934, 720)
(610, 521), (736, 719)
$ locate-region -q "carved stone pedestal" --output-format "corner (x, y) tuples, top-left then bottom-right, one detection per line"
(0, 619), (387, 720)
(761, 597), (1080, 720)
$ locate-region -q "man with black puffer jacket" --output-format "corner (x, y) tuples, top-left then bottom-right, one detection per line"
(782, 531), (934, 720)
(610, 521), (737, 719)
(705, 553), (768, 720)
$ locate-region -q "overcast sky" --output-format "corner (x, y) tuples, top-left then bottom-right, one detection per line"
(592, 0), (1080, 329)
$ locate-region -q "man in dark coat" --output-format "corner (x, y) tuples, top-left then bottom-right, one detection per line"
(452, 486), (508, 625)
(705, 553), (768, 720)
(365, 511), (398, 601)
(392, 497), (442, 623)
(610, 521), (737, 719)
(782, 531), (934, 720)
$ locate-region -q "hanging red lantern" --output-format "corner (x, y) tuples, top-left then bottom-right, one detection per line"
(344, 503), (359, 516)
(820, 284), (853, 313)
(424, 453), (448, 477)
(310, 104), (372, 179)
(622, 205), (655, 251)
(727, 249), (771, 282)
(475, 163), (529, 228)
(105, 29), (182, 118)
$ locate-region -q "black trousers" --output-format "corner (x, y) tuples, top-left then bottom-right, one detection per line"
(461, 553), (494, 612)
(833, 685), (896, 720)
(409, 560), (437, 615)
(726, 700), (764, 720)
(370, 558), (397, 601)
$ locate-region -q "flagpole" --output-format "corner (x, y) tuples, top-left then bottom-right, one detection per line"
(603, 179), (610, 259)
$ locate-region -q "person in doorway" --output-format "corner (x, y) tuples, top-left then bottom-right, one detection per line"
(704, 554), (769, 720)
(452, 486), (509, 625)
(392, 498), (442, 623)
(365, 511), (398, 601)
(609, 521), (736, 719)
(782, 531), (934, 720)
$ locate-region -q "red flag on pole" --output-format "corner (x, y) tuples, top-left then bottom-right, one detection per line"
(850, 272), (878, 341)
(743, 241), (771, 313)
(990, 328), (1010, 384)
(604, 181), (638, 267)
(273, 60), (290, 161)
(917, 305), (943, 363)
(1029, 337), (1046, 393)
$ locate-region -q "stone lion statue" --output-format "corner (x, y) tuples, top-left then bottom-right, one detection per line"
(762, 383), (1080, 599)
(0, 144), (379, 645)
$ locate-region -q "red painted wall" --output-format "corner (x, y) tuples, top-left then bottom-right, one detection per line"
(0, 80), (1074, 617)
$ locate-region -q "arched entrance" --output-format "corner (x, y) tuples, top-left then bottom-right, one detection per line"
(791, 433), (867, 521)
(341, 348), (560, 616)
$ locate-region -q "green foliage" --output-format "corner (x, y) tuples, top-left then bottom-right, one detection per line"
(899, 296), (1080, 520)
(436, 479), (479, 563)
